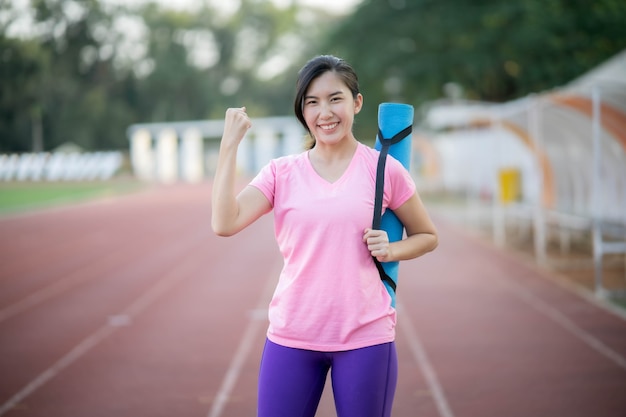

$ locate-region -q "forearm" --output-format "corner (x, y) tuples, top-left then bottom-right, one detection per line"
(211, 142), (240, 236)
(388, 232), (438, 262)
(383, 192), (439, 262)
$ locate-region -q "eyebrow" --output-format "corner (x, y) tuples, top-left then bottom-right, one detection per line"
(304, 91), (345, 100)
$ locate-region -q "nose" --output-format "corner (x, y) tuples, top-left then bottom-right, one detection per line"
(319, 101), (333, 119)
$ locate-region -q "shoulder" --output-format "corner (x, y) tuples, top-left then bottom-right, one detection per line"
(251, 152), (308, 201)
(267, 151), (307, 172)
(356, 142), (403, 171)
(275, 151), (306, 165)
(256, 151), (308, 181)
(385, 152), (406, 172)
(357, 141), (380, 161)
(355, 142), (381, 172)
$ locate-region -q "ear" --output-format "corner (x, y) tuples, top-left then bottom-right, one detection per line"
(354, 93), (363, 114)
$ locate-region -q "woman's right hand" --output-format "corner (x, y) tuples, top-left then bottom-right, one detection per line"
(222, 107), (252, 147)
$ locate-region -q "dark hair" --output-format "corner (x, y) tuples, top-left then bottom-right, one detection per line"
(294, 55), (360, 148)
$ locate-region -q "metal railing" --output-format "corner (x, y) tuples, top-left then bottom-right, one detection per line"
(419, 51), (626, 297)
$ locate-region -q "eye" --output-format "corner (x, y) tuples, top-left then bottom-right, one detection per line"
(304, 99), (317, 106)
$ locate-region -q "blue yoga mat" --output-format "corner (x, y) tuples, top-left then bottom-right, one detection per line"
(374, 103), (414, 307)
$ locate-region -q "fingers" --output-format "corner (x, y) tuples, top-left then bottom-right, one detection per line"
(363, 228), (387, 242)
(363, 228), (390, 261)
(226, 107), (251, 127)
(223, 107), (252, 143)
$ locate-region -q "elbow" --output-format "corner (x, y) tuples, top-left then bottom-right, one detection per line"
(428, 232), (439, 253)
(430, 234), (439, 252)
(213, 228), (233, 238)
(416, 232), (438, 256)
(211, 219), (235, 237)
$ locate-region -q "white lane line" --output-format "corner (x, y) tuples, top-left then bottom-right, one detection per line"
(0, 228), (201, 324)
(206, 315), (264, 417)
(397, 303), (455, 417)
(0, 324), (117, 416)
(502, 280), (626, 371)
(207, 262), (279, 417)
(0, 245), (202, 416)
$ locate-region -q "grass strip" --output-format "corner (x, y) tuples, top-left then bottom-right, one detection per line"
(0, 180), (146, 215)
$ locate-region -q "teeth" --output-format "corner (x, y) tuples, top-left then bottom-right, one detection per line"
(320, 123), (338, 130)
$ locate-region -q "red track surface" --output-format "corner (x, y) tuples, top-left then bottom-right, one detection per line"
(1, 183), (625, 417)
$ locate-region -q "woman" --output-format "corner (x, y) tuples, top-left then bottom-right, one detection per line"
(211, 55), (438, 417)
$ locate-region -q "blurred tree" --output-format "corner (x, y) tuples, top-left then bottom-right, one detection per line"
(322, 0), (626, 139)
(1, 0), (135, 151)
(0, 0), (336, 152)
(32, 0), (125, 150)
(3, 0), (624, 153)
(0, 34), (49, 152)
(133, 0), (339, 122)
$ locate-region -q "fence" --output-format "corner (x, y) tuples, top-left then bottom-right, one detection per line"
(420, 50), (626, 298)
(0, 152), (123, 182)
(126, 117), (305, 183)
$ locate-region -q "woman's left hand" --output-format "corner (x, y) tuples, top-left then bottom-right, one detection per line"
(363, 228), (391, 262)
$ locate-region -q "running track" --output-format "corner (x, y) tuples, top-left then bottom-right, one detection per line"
(0, 183), (625, 417)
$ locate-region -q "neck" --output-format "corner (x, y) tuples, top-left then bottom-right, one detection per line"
(310, 137), (358, 163)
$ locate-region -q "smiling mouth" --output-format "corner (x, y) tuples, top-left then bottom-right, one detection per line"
(319, 122), (338, 131)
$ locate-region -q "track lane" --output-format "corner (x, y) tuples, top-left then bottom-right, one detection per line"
(0, 187), (189, 306)
(0, 188), (217, 403)
(396, 217), (626, 417)
(1, 183), (625, 417)
(0, 183), (283, 417)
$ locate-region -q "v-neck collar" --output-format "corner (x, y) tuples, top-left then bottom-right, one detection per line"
(306, 143), (361, 186)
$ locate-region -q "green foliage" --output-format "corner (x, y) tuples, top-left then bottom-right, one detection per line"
(0, 35), (49, 152)
(323, 0), (626, 139)
(2, 0), (624, 153)
(0, 0), (331, 152)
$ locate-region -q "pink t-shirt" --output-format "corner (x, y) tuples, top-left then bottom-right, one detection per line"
(249, 142), (415, 351)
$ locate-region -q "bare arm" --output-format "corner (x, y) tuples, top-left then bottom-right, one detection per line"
(364, 192), (438, 262)
(211, 108), (272, 236)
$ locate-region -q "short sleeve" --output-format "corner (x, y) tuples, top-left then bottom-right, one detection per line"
(249, 160), (276, 207)
(386, 155), (416, 210)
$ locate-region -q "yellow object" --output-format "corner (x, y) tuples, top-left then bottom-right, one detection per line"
(499, 168), (521, 204)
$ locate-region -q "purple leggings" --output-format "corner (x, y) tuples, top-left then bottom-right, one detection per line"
(257, 339), (398, 417)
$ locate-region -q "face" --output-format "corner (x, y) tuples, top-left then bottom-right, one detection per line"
(302, 71), (363, 146)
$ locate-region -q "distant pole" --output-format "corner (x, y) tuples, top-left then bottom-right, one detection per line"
(182, 128), (204, 183)
(156, 129), (178, 183)
(493, 118), (505, 247)
(130, 129), (154, 181)
(530, 97), (547, 265)
(591, 87), (606, 297)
